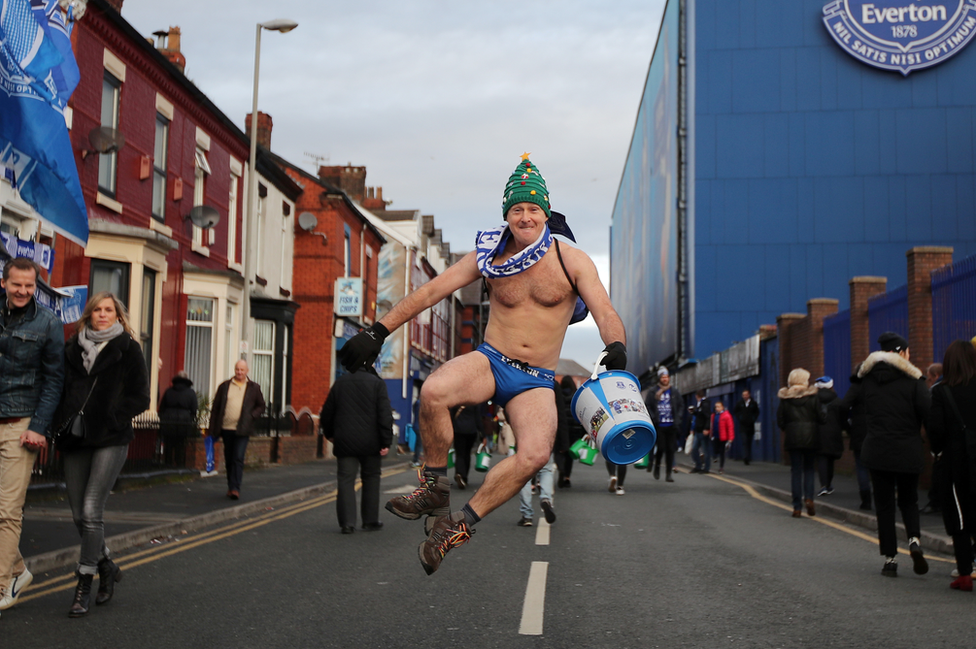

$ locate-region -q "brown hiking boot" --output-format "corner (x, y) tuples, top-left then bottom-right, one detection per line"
(386, 468), (451, 520)
(418, 511), (475, 575)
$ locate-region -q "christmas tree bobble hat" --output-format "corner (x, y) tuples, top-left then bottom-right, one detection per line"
(502, 153), (551, 218)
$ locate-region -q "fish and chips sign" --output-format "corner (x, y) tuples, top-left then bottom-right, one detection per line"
(823, 0), (976, 74)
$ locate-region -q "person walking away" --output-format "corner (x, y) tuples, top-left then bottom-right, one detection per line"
(733, 389), (760, 465)
(319, 366), (393, 534)
(712, 400), (734, 474)
(52, 292), (150, 617)
(689, 391), (712, 473)
(158, 372), (197, 467)
(0, 259), (64, 616)
(339, 155), (627, 575)
(557, 375), (583, 488)
(926, 341), (976, 590)
(517, 381), (566, 525)
(777, 368), (824, 518)
(814, 376), (844, 496)
(850, 332), (931, 577)
(451, 404), (485, 490)
(647, 367), (684, 482)
(921, 363), (945, 515)
(837, 364), (873, 510)
(207, 360), (266, 500)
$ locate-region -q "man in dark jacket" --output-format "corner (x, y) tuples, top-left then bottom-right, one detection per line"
(647, 367), (684, 481)
(848, 332), (931, 577)
(0, 258), (64, 612)
(159, 372), (197, 467)
(689, 390), (712, 473)
(320, 367), (393, 534)
(208, 360), (266, 500)
(733, 390), (760, 465)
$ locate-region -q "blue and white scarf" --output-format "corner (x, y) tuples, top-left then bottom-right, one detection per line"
(475, 224), (552, 278)
(475, 223), (589, 324)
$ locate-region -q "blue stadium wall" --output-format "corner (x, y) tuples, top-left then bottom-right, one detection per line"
(694, 0), (976, 357)
(614, 0), (976, 369)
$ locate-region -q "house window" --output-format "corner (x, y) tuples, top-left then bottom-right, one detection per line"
(98, 72), (121, 196)
(185, 297), (215, 399)
(140, 268), (156, 372)
(225, 303), (235, 377)
(227, 168), (240, 265)
(192, 147), (211, 248)
(151, 113), (169, 222)
(89, 259), (130, 308)
(252, 320), (275, 409)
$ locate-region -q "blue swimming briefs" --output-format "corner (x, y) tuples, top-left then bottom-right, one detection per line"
(476, 342), (555, 407)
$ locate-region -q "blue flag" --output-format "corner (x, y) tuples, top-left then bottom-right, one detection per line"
(0, 0), (87, 245)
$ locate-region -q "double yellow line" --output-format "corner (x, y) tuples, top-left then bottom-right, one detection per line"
(710, 472), (952, 564)
(21, 464), (412, 603)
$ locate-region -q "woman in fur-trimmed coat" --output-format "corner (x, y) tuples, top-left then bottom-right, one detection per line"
(777, 368), (825, 518)
(849, 332), (931, 577)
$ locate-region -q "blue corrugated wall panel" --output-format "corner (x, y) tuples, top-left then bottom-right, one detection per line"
(691, 0), (976, 360)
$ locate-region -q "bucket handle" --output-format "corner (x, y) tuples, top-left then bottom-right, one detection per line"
(591, 351), (609, 380)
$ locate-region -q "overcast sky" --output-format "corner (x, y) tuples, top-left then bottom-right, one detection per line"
(117, 0), (666, 369)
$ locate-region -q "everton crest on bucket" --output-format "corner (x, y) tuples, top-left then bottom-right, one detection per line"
(571, 353), (656, 465)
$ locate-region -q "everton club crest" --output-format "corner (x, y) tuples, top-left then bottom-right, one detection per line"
(823, 0), (976, 74)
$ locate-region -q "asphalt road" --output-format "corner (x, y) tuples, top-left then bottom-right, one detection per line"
(4, 463), (971, 648)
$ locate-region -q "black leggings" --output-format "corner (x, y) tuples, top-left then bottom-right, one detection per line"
(606, 460), (627, 486)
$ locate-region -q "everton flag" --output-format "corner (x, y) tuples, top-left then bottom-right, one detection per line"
(0, 0), (88, 245)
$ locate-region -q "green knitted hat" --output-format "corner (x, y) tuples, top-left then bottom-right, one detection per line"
(502, 153), (551, 219)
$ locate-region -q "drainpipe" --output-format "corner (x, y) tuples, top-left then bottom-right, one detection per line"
(402, 246), (412, 400)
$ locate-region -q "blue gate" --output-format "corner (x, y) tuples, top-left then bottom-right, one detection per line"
(823, 309), (851, 398)
(868, 284), (908, 352)
(932, 253), (976, 364)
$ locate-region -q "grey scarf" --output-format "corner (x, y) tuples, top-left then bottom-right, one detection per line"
(78, 322), (124, 373)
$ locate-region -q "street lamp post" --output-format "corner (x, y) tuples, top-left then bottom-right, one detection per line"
(241, 18), (298, 359)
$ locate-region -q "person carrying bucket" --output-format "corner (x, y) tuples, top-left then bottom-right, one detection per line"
(338, 153), (628, 575)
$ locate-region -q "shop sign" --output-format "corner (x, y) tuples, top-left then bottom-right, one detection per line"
(823, 0), (976, 75)
(333, 277), (363, 317)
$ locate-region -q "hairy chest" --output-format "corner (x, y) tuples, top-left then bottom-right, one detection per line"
(486, 254), (574, 308)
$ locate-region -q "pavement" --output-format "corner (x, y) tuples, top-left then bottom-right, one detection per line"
(20, 449), (955, 576)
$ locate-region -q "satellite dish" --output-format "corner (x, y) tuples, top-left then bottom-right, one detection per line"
(87, 126), (125, 154)
(186, 205), (220, 229)
(298, 212), (318, 232)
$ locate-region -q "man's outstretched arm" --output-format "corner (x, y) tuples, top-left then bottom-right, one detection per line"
(573, 250), (628, 369)
(339, 252), (482, 371)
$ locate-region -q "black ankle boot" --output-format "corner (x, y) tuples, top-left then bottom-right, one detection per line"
(68, 572), (94, 617)
(96, 558), (123, 605)
(859, 490), (873, 511)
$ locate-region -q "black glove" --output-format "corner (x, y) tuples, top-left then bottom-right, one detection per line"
(601, 341), (627, 371)
(338, 322), (390, 372)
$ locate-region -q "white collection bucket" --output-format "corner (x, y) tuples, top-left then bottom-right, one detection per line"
(571, 354), (656, 465)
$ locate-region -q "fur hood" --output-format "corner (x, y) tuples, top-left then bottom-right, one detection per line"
(777, 385), (819, 400)
(857, 351), (923, 380)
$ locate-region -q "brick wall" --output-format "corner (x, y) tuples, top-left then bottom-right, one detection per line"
(849, 276), (887, 371)
(776, 300), (838, 385)
(906, 247), (953, 372)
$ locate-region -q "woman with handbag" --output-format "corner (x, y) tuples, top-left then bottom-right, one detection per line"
(927, 339), (976, 591)
(51, 292), (150, 617)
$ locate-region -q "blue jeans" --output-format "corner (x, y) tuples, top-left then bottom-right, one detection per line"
(790, 450), (817, 509)
(691, 432), (711, 472)
(63, 444), (129, 574)
(514, 449), (555, 519)
(853, 449), (871, 494)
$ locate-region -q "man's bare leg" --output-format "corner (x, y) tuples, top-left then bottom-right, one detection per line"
(465, 387), (557, 518)
(418, 386), (557, 575)
(386, 352), (494, 521)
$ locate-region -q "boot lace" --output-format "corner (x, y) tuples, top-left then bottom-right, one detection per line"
(434, 522), (472, 559)
(403, 466), (436, 502)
